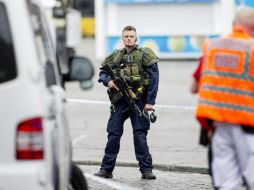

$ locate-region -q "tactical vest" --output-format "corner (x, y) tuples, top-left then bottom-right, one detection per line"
(102, 46), (159, 104)
(196, 37), (254, 127)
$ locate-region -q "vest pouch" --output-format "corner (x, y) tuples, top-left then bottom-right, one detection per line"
(131, 65), (139, 76)
(129, 76), (141, 82)
(129, 64), (141, 82)
(143, 78), (150, 86)
(120, 66), (131, 78)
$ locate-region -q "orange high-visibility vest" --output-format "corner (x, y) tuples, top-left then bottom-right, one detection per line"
(196, 29), (254, 128)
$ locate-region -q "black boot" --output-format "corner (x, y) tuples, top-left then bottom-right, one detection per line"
(94, 170), (113, 178)
(141, 171), (156, 180)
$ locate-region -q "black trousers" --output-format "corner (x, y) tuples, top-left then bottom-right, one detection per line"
(100, 99), (153, 173)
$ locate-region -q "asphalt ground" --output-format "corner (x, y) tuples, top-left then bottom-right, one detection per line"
(79, 165), (212, 190)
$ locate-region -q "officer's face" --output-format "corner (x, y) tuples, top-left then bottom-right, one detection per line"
(122, 30), (137, 47)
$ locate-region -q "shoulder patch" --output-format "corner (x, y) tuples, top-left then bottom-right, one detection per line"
(101, 50), (118, 66)
(140, 47), (159, 66)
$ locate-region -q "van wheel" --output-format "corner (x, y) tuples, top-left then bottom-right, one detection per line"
(70, 163), (88, 190)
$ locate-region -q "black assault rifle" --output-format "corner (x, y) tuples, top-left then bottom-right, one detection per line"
(100, 64), (143, 117)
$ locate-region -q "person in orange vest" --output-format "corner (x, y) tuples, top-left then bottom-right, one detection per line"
(193, 7), (254, 190)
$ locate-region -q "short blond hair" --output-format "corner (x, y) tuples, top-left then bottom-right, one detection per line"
(233, 6), (254, 28)
(122, 26), (136, 33)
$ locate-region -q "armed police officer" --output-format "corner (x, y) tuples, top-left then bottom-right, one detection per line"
(95, 26), (159, 180)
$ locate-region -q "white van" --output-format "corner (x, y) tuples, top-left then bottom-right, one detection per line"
(0, 0), (93, 189)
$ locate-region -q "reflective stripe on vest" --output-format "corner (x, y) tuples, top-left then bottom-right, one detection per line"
(196, 37), (254, 127)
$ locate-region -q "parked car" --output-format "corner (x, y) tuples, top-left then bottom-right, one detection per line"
(0, 0), (93, 189)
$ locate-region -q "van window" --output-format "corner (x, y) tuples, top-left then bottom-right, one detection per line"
(27, 2), (58, 87)
(0, 3), (17, 83)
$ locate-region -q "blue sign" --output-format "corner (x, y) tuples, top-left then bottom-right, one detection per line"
(107, 35), (219, 56)
(235, 0), (254, 7)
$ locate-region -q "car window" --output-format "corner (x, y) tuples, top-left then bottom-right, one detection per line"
(0, 2), (17, 83)
(27, 1), (58, 87)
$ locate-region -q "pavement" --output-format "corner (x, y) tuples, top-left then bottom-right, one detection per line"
(65, 38), (212, 188)
(79, 165), (212, 190)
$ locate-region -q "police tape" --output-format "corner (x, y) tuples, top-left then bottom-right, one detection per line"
(72, 134), (87, 147)
(84, 173), (142, 190)
(66, 98), (195, 111)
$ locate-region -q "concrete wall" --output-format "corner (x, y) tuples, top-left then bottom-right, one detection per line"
(95, 0), (237, 59)
(106, 3), (215, 35)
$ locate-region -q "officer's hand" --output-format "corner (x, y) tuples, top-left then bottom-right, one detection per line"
(108, 80), (119, 91)
(144, 104), (154, 112)
(207, 130), (213, 143)
(190, 79), (199, 94)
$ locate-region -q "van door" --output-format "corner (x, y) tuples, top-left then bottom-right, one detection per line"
(27, 2), (71, 189)
(0, 2), (18, 163)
